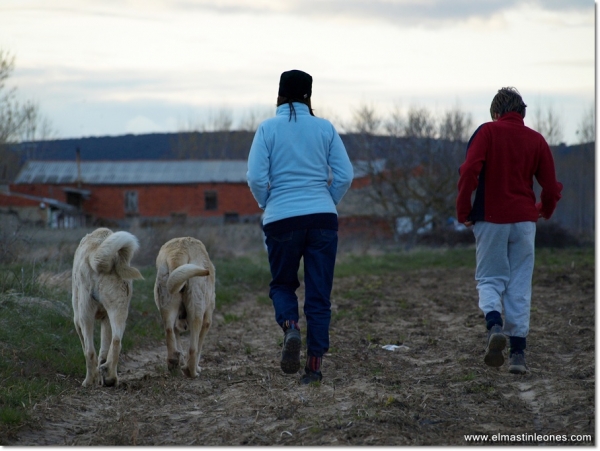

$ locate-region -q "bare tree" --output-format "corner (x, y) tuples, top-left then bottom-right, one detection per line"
(531, 104), (564, 147)
(351, 104), (472, 246)
(382, 105), (404, 137)
(18, 100), (56, 160)
(570, 104), (595, 235)
(0, 49), (55, 181)
(0, 50), (23, 144)
(202, 108), (233, 132)
(0, 51), (20, 182)
(172, 107), (273, 160)
(351, 104), (382, 135)
(439, 106), (473, 143)
(342, 103), (383, 161)
(576, 104), (595, 145)
(237, 107), (272, 132)
(404, 106), (436, 138)
(173, 108), (233, 159)
(529, 104), (594, 237)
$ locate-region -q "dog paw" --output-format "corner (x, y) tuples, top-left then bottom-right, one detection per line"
(181, 365), (199, 378)
(82, 370), (99, 387)
(167, 351), (182, 370)
(99, 364), (118, 387)
(102, 376), (117, 387)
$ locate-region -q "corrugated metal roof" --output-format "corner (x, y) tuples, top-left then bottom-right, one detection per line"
(14, 159), (381, 185)
(14, 160), (250, 185)
(3, 190), (80, 212)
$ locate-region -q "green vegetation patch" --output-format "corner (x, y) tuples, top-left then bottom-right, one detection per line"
(214, 256), (271, 306)
(0, 293), (80, 428)
(535, 247), (594, 267)
(124, 266), (164, 349)
(335, 246), (593, 278)
(335, 248), (477, 278)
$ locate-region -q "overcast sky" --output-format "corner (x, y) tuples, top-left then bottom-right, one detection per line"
(0, 0), (594, 144)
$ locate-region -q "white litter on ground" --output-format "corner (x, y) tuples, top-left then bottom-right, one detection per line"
(381, 344), (410, 351)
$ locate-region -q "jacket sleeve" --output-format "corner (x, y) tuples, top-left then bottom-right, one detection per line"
(246, 125), (270, 210)
(535, 141), (563, 219)
(456, 126), (486, 223)
(327, 126), (354, 205)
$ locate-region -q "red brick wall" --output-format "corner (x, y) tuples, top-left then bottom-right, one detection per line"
(0, 192), (41, 207)
(8, 179), (372, 222)
(6, 185), (68, 203)
(338, 215), (393, 239)
(9, 183), (262, 220)
(351, 176), (371, 189)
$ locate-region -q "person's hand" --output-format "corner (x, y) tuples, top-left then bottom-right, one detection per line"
(535, 202), (548, 220)
(464, 221), (473, 227)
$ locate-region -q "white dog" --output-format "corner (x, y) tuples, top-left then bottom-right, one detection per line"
(71, 228), (143, 387)
(154, 237), (215, 378)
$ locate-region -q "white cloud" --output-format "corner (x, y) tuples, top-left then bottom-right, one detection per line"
(125, 115), (162, 134)
(167, 0), (593, 27)
(0, 0), (594, 143)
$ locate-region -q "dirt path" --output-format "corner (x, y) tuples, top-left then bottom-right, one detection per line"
(6, 264), (595, 446)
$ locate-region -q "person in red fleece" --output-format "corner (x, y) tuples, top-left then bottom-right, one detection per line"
(457, 87), (563, 374)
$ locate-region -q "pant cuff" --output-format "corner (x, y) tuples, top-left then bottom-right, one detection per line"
(485, 311), (503, 330)
(509, 336), (527, 354)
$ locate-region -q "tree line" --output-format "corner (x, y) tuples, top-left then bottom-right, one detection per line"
(341, 103), (594, 242)
(0, 49), (595, 237)
(0, 50), (55, 183)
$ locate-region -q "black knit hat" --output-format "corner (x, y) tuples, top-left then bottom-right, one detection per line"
(278, 70), (312, 99)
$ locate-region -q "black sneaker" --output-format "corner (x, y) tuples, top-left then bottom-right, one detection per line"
(484, 324), (506, 367)
(300, 367), (322, 385)
(509, 351), (528, 374)
(280, 328), (301, 374)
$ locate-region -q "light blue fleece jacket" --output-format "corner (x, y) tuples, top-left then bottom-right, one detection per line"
(247, 102), (354, 225)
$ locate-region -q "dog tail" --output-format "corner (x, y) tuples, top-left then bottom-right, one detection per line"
(167, 264), (210, 295)
(91, 231), (144, 280)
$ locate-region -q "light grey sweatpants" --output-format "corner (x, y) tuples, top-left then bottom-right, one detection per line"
(473, 221), (536, 337)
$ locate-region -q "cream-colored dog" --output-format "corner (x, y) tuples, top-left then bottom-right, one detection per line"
(154, 237), (215, 378)
(71, 228), (143, 387)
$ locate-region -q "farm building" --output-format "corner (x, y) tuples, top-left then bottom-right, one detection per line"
(1, 159), (379, 229)
(2, 160), (261, 227)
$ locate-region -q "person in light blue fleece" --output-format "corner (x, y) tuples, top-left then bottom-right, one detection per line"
(247, 69), (354, 385)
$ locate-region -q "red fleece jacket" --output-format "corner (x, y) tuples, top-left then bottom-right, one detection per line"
(456, 112), (563, 224)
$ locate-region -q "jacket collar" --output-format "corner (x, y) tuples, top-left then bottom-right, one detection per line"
(276, 102), (310, 117)
(498, 111), (524, 124)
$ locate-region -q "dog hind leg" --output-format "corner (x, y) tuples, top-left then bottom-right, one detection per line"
(77, 313), (99, 387)
(161, 307), (182, 371)
(183, 315), (203, 378)
(194, 311), (212, 373)
(98, 315), (111, 365)
(100, 305), (128, 387)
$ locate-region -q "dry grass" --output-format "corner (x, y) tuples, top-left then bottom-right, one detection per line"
(1, 230), (594, 445)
